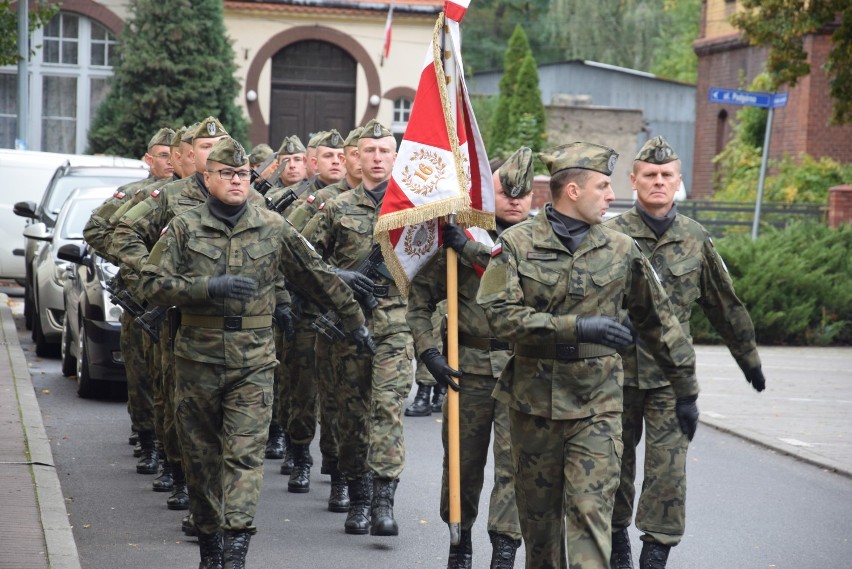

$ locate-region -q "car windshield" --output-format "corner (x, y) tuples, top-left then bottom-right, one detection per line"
(46, 174), (143, 220)
(61, 198), (107, 240)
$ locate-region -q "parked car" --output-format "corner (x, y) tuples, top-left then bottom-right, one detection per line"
(58, 241), (125, 399)
(27, 187), (119, 357)
(0, 150), (146, 286)
(13, 159), (148, 330)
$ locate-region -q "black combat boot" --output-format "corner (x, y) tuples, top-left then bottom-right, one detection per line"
(223, 530), (252, 569)
(197, 531), (223, 569)
(128, 430), (139, 446)
(182, 514), (197, 537)
(279, 432), (294, 475)
(639, 541), (670, 569)
(489, 531), (520, 569)
(447, 529), (473, 569)
(167, 465), (189, 510)
(611, 527), (634, 569)
(133, 440), (143, 458)
(405, 384), (432, 417)
(136, 430), (159, 474)
(370, 477), (399, 536)
(152, 460), (174, 492)
(344, 474), (372, 535)
(328, 465), (350, 513)
(431, 384), (447, 413)
(265, 422), (285, 459)
(288, 443), (312, 493)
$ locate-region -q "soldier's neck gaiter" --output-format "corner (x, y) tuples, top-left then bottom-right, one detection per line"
(637, 203), (677, 238)
(207, 195), (247, 228)
(545, 204), (589, 254)
(364, 180), (389, 206)
(195, 172), (210, 198)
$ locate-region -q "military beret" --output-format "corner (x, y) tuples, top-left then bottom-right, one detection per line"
(181, 122), (200, 143)
(539, 142), (618, 176)
(315, 129), (345, 149)
(207, 137), (248, 168)
(360, 119), (394, 140)
(307, 131), (327, 149)
(147, 127), (174, 150)
(170, 126), (186, 149)
(498, 146), (534, 199)
(344, 127), (363, 147)
(249, 143), (274, 166)
(278, 135), (306, 155)
(635, 135), (679, 164)
(193, 116), (228, 140)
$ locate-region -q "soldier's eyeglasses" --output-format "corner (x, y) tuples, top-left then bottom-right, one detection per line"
(209, 169), (251, 181)
(152, 153), (170, 159)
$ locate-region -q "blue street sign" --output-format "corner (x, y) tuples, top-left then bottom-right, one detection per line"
(709, 87), (773, 108)
(771, 92), (789, 108)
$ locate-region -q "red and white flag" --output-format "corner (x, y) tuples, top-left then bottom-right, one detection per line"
(381, 1), (394, 64)
(374, 6), (494, 297)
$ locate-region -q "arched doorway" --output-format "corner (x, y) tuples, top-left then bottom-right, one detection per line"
(269, 41), (356, 147)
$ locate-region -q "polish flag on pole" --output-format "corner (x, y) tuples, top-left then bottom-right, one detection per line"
(381, 1), (394, 65)
(374, 2), (494, 297)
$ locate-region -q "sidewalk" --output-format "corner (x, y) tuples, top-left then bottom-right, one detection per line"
(0, 290), (849, 567)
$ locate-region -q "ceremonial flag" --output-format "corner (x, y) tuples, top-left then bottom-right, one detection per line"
(374, 4), (494, 297)
(381, 1), (394, 65)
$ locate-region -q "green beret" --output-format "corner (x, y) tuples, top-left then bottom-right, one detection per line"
(278, 135), (306, 155)
(315, 129), (345, 149)
(181, 122), (200, 143)
(193, 116), (228, 140)
(249, 143), (274, 166)
(498, 146), (534, 199)
(539, 142), (618, 176)
(170, 126), (186, 149)
(635, 136), (679, 164)
(147, 127), (174, 150)
(360, 119), (393, 140)
(307, 131), (327, 149)
(207, 137), (248, 168)
(344, 127), (363, 147)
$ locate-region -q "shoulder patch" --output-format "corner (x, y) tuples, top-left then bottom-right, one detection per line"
(160, 224), (169, 237)
(318, 202), (325, 210)
(151, 189), (161, 198)
(114, 191), (125, 199)
(306, 194), (316, 203)
(490, 242), (503, 257)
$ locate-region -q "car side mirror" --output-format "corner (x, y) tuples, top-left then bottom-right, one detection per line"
(57, 243), (86, 265)
(13, 201), (37, 219)
(23, 222), (51, 242)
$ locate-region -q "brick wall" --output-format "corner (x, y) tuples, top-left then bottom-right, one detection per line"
(828, 185), (852, 228)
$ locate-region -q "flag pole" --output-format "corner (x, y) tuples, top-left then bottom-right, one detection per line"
(441, 14), (463, 547)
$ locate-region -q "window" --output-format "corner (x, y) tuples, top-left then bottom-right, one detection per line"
(0, 12), (115, 152)
(391, 97), (412, 146)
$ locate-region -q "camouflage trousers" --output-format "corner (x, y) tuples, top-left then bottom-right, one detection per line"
(286, 322), (320, 444)
(174, 356), (275, 535)
(120, 311), (154, 432)
(440, 373), (521, 540)
(510, 408), (623, 569)
(414, 359), (436, 387)
(159, 316), (182, 468)
(273, 328), (290, 433)
(613, 385), (688, 547)
(315, 334), (339, 461)
(333, 330), (414, 481)
(145, 328), (164, 450)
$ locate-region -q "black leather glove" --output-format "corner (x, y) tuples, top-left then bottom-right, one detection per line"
(350, 325), (377, 355)
(675, 395), (699, 441)
(334, 269), (375, 299)
(207, 275), (257, 300)
(420, 347), (462, 392)
(274, 304), (295, 341)
(575, 316), (633, 349)
(743, 366), (766, 392)
(442, 223), (470, 253)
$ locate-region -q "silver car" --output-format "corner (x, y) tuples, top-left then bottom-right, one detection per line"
(27, 186), (119, 357)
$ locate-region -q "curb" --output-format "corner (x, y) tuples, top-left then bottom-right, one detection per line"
(1, 293), (82, 569)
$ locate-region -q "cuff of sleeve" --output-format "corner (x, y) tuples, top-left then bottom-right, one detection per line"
(736, 349), (762, 373)
(553, 314), (577, 344)
(340, 310), (366, 333)
(190, 277), (210, 300)
(670, 375), (700, 399)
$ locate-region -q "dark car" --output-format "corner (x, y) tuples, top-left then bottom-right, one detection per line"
(58, 243), (126, 399)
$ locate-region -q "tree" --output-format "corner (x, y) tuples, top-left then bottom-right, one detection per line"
(506, 52), (547, 152)
(650, 0), (701, 83)
(461, 0), (551, 73)
(488, 25), (531, 156)
(88, 0), (247, 157)
(0, 0), (58, 66)
(731, 0), (851, 124)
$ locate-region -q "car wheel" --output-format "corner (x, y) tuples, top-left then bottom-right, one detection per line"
(61, 316), (76, 377)
(76, 323), (101, 399)
(33, 297), (59, 358)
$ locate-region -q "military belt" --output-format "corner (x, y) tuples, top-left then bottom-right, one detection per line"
(180, 314), (272, 331)
(458, 331), (512, 352)
(372, 283), (401, 297)
(513, 342), (616, 361)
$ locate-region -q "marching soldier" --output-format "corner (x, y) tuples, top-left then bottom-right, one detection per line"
(604, 137), (766, 569)
(476, 142), (700, 569)
(139, 137), (373, 569)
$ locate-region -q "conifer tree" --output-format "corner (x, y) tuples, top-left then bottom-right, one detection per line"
(507, 52), (547, 152)
(488, 25), (531, 156)
(87, 0), (247, 157)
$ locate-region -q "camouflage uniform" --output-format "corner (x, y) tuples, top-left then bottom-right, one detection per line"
(604, 137), (762, 551)
(476, 143), (699, 569)
(139, 139), (365, 538)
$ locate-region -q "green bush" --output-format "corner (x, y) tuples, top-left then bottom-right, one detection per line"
(690, 221), (852, 346)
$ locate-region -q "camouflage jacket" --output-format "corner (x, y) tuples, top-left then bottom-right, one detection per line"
(476, 213), (697, 420)
(287, 179), (352, 233)
(408, 238), (509, 377)
(140, 202), (364, 368)
(82, 175), (157, 263)
(302, 183), (409, 338)
(604, 207), (760, 389)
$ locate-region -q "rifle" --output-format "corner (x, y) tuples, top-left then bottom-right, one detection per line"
(266, 188), (299, 215)
(312, 244), (383, 342)
(105, 276), (145, 319)
(255, 157), (290, 197)
(250, 152), (278, 186)
(134, 305), (169, 343)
